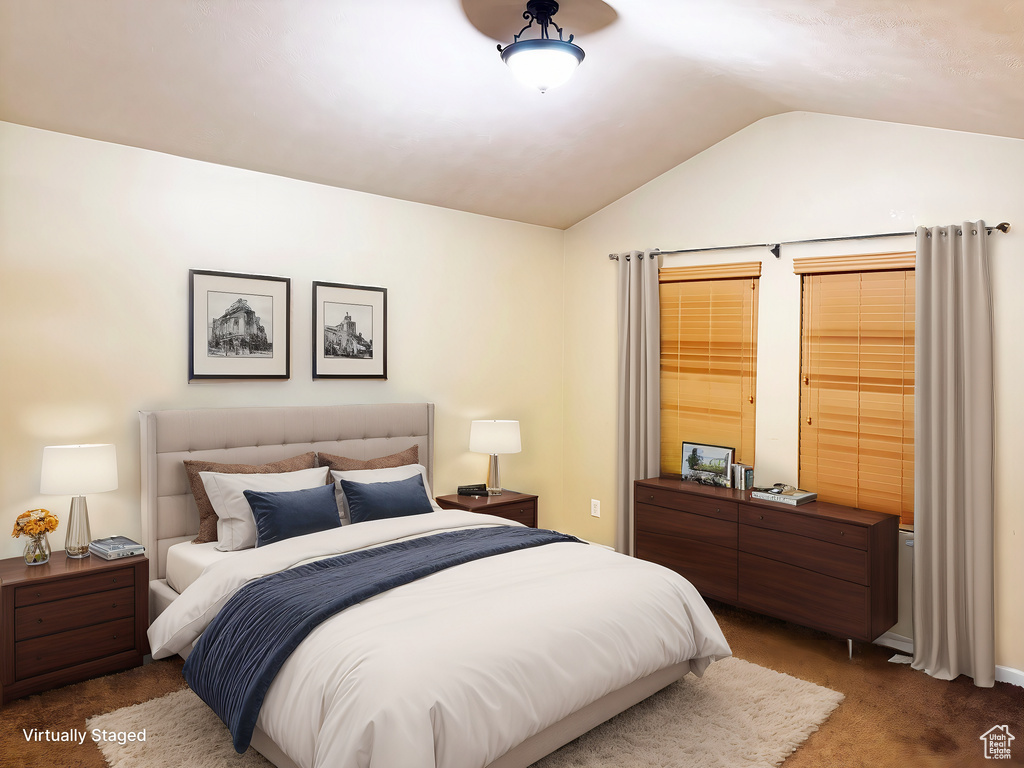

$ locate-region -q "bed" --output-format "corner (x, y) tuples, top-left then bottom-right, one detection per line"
(141, 403), (730, 768)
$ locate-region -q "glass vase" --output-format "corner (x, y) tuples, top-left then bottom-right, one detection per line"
(24, 533), (51, 566)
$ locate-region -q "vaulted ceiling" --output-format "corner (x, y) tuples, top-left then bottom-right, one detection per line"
(1, 0), (1021, 229)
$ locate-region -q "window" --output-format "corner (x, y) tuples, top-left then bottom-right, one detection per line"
(659, 262), (760, 477)
(795, 253), (914, 525)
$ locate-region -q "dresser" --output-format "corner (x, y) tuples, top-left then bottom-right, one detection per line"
(435, 491), (538, 528)
(634, 478), (898, 644)
(0, 552), (149, 705)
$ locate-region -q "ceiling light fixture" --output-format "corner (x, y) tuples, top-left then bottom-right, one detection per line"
(498, 0), (585, 93)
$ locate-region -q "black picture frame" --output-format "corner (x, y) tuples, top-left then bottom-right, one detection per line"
(189, 269), (291, 380)
(311, 281), (387, 379)
(681, 442), (735, 488)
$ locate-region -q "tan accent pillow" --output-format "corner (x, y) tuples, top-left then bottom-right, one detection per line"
(184, 452), (318, 544)
(317, 445), (419, 473)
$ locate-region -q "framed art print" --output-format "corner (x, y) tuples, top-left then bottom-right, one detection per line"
(189, 270), (291, 380)
(680, 442), (734, 487)
(312, 281), (387, 379)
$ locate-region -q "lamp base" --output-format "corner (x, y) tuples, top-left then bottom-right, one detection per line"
(65, 496), (92, 558)
(486, 454), (503, 496)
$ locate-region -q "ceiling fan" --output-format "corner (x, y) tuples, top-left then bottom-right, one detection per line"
(461, 0), (617, 90)
(460, 0), (618, 43)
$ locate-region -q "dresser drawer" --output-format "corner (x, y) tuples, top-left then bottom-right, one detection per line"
(739, 553), (870, 640)
(635, 486), (737, 523)
(15, 586), (136, 642)
(15, 617), (136, 680)
(740, 505), (868, 550)
(636, 530), (737, 602)
(14, 567), (135, 607)
(636, 503), (737, 549)
(493, 501), (536, 527)
(739, 525), (868, 585)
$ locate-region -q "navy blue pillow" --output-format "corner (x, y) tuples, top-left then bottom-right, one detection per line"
(339, 474), (434, 524)
(243, 482), (342, 547)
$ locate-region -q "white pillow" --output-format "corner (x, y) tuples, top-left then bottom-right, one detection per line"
(200, 466), (332, 551)
(330, 463), (442, 523)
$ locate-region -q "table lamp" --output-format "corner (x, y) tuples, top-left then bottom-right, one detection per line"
(40, 444), (118, 558)
(469, 420), (521, 496)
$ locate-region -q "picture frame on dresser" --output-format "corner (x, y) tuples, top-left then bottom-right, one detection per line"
(311, 281), (387, 379)
(189, 269), (291, 380)
(681, 442), (734, 488)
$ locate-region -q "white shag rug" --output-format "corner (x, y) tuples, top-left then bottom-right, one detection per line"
(87, 656), (843, 768)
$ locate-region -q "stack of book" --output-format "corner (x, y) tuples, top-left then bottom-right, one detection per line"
(89, 536), (145, 560)
(749, 487), (817, 505)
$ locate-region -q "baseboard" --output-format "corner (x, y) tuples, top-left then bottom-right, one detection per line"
(996, 665), (1024, 689)
(873, 632), (914, 655)
(872, 633), (1024, 689)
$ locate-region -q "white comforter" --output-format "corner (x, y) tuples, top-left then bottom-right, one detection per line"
(149, 510), (730, 768)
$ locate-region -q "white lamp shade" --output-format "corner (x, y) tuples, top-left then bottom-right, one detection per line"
(40, 444), (118, 495)
(469, 420), (522, 455)
(504, 45), (581, 92)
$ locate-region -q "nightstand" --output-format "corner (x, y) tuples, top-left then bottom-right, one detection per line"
(0, 551), (149, 705)
(436, 491), (538, 528)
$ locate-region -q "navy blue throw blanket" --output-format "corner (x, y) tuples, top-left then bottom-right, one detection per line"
(183, 526), (580, 753)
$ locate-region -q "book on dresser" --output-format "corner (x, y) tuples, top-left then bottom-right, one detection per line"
(749, 487), (817, 505)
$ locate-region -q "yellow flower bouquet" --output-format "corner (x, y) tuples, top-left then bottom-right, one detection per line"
(12, 508), (60, 538)
(14, 509), (59, 565)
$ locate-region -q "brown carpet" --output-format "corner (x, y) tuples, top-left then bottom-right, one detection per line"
(1, 602), (1021, 768)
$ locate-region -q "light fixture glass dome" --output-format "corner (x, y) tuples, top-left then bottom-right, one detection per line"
(497, 0), (585, 92)
(501, 39), (585, 92)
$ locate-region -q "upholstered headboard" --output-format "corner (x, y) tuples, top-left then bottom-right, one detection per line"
(140, 403), (435, 585)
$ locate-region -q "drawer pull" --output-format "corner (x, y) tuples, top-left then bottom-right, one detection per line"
(112, 578), (118, 584)
(839, 531), (845, 536)
(758, 515), (764, 520)
(37, 618), (43, 624)
(112, 602), (118, 608)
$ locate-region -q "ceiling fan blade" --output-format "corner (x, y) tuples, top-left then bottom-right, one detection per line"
(461, 0), (618, 43)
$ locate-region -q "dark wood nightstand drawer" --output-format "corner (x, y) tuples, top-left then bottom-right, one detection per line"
(14, 566), (135, 607)
(636, 502), (737, 549)
(15, 586), (136, 642)
(635, 486), (738, 522)
(1, 552), (149, 705)
(435, 491), (539, 528)
(15, 617), (136, 680)
(740, 505), (868, 550)
(492, 501), (536, 527)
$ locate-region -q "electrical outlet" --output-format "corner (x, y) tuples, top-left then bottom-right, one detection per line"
(590, 499), (600, 518)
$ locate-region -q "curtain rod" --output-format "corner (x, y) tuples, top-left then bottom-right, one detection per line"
(607, 222), (1011, 260)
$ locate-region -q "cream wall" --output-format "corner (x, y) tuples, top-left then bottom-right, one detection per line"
(561, 112), (1024, 673)
(0, 121), (565, 560)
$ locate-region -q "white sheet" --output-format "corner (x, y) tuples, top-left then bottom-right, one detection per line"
(149, 510), (731, 768)
(165, 541), (235, 594)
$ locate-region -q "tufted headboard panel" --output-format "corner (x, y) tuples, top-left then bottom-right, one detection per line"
(140, 403), (434, 581)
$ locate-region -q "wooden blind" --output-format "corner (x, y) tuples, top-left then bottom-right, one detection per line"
(660, 272), (758, 477)
(800, 268), (914, 525)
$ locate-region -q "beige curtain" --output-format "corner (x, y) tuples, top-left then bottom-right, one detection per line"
(615, 249), (660, 555)
(912, 221), (995, 687)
